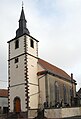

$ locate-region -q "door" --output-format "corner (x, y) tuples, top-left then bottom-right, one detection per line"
(14, 97), (21, 113)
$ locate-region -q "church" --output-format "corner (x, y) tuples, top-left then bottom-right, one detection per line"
(7, 6), (76, 115)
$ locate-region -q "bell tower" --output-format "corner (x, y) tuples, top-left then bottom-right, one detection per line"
(8, 6), (39, 113)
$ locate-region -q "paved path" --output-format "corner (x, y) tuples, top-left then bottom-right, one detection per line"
(64, 116), (81, 119)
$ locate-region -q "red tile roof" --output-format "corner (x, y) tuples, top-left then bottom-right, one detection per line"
(0, 89), (8, 97)
(38, 58), (71, 80)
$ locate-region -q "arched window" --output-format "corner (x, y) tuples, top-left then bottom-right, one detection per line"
(55, 82), (59, 103)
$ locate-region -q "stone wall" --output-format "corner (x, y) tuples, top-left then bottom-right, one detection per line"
(44, 107), (81, 118)
(28, 109), (37, 118)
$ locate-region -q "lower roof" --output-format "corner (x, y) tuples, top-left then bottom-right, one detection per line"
(0, 89), (8, 97)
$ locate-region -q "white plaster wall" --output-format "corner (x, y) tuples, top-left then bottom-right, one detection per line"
(28, 55), (38, 108)
(28, 55), (38, 84)
(9, 42), (26, 112)
(27, 36), (38, 57)
(10, 55), (25, 86)
(10, 36), (24, 59)
(26, 35), (38, 109)
(10, 85), (26, 112)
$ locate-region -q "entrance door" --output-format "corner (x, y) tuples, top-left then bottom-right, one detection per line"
(14, 97), (21, 113)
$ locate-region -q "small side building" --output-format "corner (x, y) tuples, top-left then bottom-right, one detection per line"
(0, 89), (8, 114)
(76, 88), (81, 106)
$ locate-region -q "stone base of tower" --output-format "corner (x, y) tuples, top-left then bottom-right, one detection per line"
(4, 109), (38, 119)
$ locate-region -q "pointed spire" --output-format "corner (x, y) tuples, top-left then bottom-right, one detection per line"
(20, 3), (26, 20)
(16, 3), (30, 37)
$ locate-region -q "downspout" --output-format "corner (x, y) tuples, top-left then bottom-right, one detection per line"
(38, 73), (47, 109)
(71, 73), (74, 106)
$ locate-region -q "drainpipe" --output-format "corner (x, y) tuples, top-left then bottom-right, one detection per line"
(38, 73), (47, 109)
(71, 73), (74, 106)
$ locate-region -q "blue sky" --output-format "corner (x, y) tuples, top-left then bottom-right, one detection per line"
(0, 0), (81, 90)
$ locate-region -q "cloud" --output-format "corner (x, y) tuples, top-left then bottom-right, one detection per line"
(0, 0), (81, 90)
(27, 0), (81, 90)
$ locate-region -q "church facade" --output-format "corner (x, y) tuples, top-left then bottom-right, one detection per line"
(38, 59), (76, 108)
(7, 6), (76, 113)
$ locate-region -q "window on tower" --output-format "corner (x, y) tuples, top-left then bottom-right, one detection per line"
(15, 39), (19, 49)
(30, 38), (34, 48)
(15, 57), (19, 63)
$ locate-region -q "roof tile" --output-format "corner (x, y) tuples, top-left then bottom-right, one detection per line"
(38, 58), (71, 80)
(0, 89), (8, 97)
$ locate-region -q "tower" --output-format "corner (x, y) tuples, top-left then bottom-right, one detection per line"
(8, 6), (39, 113)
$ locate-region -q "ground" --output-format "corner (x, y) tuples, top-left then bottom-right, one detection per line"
(64, 116), (81, 119)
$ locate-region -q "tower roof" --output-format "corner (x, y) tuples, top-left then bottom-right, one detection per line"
(20, 6), (26, 20)
(16, 6), (30, 37)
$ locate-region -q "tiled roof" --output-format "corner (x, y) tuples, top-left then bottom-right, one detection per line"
(0, 89), (8, 97)
(38, 58), (71, 80)
(77, 88), (81, 94)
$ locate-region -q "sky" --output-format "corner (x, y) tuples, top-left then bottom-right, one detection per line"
(0, 0), (81, 91)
